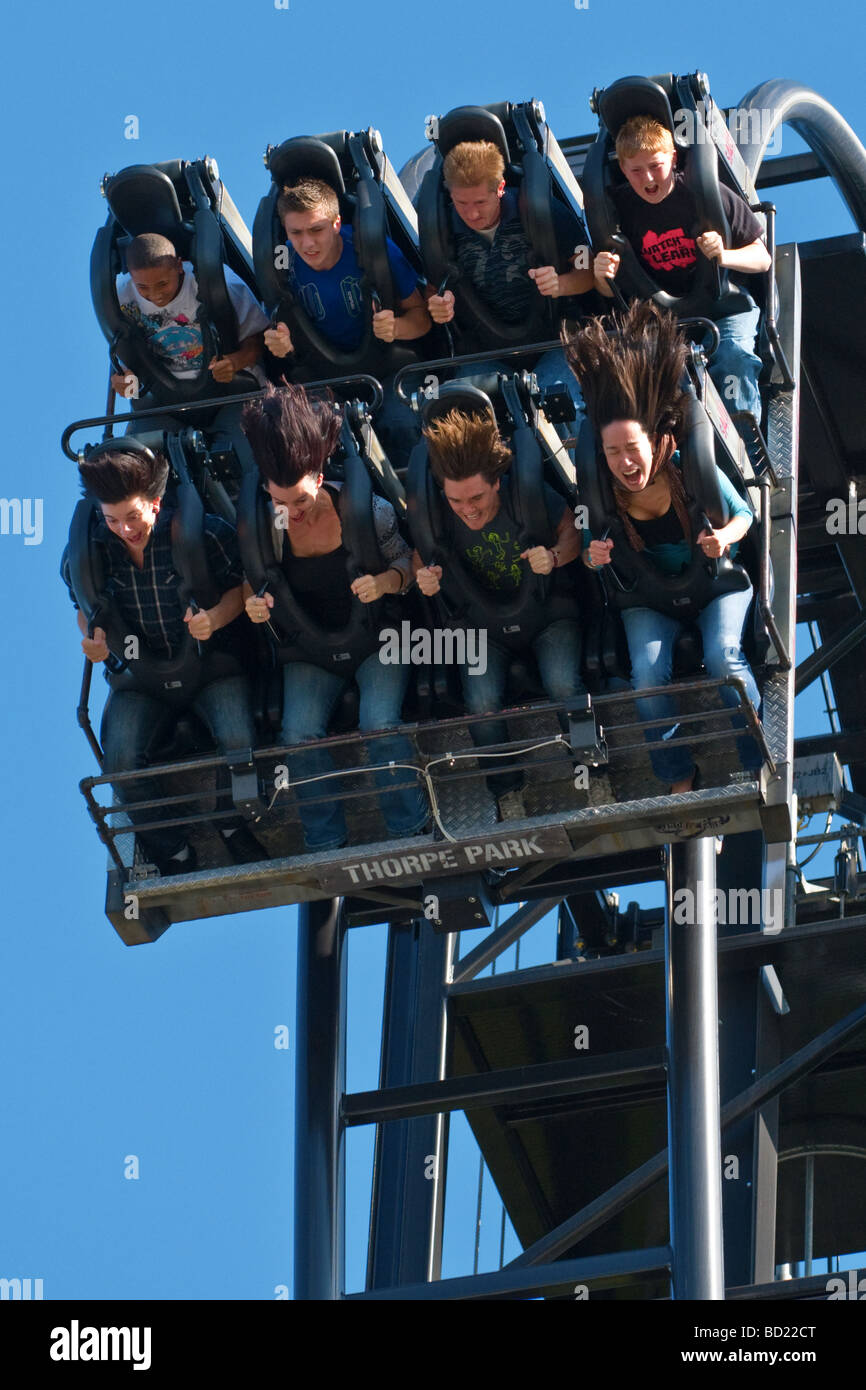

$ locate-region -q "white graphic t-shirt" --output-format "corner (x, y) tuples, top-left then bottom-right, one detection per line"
(117, 262), (269, 379)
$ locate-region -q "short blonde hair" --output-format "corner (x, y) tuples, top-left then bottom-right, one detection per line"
(442, 140), (505, 191)
(424, 408), (512, 485)
(615, 116), (675, 163)
(277, 178), (339, 222)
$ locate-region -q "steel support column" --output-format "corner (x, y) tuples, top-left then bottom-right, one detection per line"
(293, 897), (346, 1300)
(366, 919), (454, 1289)
(666, 839), (726, 1300)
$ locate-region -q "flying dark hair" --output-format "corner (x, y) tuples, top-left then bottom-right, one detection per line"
(562, 300), (688, 438)
(78, 448), (170, 503)
(241, 383), (342, 487)
(563, 302), (691, 551)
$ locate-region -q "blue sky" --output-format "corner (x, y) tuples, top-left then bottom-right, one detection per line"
(2, 0), (863, 1300)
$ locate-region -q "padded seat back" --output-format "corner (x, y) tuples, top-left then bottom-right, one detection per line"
(582, 75), (733, 320)
(417, 102), (567, 351)
(253, 132), (422, 381)
(92, 160), (252, 406)
(236, 434), (390, 673)
(576, 386), (751, 621)
(406, 383), (578, 650)
(66, 445), (243, 707)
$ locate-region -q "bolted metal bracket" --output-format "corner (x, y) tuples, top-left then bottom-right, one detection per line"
(567, 697), (608, 768)
(226, 748), (265, 819)
(421, 873), (494, 934)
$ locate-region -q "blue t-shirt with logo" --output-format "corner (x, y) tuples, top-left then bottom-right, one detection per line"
(286, 223), (419, 351)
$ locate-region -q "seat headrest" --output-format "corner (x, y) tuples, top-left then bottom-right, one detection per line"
(437, 106), (510, 163)
(104, 165), (185, 240)
(598, 77), (677, 142)
(78, 436), (161, 467)
(420, 381), (495, 429)
(266, 136), (347, 194)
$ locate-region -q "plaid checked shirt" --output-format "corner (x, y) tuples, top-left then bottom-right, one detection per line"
(61, 506), (243, 659)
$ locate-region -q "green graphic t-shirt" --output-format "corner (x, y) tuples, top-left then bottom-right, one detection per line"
(447, 478), (566, 592)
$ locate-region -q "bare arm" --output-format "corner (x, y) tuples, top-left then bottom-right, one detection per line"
(696, 232), (771, 275)
(373, 288), (432, 343)
(551, 504), (582, 566)
(185, 584), (245, 639)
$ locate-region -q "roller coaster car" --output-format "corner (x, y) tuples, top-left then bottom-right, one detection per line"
(406, 381), (581, 657)
(576, 385), (772, 685)
(414, 100), (591, 352)
(582, 73), (761, 322)
(65, 437), (250, 708)
(91, 158), (262, 408)
(253, 130), (428, 382)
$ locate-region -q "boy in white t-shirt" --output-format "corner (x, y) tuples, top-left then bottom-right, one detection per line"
(112, 233), (268, 395)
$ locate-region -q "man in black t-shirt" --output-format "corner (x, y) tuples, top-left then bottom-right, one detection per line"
(412, 408), (585, 820)
(593, 115), (772, 422)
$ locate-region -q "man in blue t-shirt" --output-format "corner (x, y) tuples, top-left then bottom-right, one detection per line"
(264, 178), (430, 464)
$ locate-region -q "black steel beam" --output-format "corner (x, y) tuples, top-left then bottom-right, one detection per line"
(344, 1047), (667, 1127)
(346, 1244), (672, 1301)
(507, 995), (866, 1269)
(367, 920), (453, 1289)
(447, 910), (866, 1009)
(754, 151), (828, 189)
(794, 613), (866, 694)
(451, 898), (561, 984)
(795, 728), (866, 762)
(293, 898), (346, 1301)
(727, 1271), (848, 1300)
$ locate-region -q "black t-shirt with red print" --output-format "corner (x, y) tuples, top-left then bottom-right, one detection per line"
(612, 173), (764, 308)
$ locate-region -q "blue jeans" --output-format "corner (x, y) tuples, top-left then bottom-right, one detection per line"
(454, 346), (583, 439)
(460, 618), (585, 795)
(622, 586), (762, 785)
(709, 299), (762, 420)
(101, 674), (257, 861)
(280, 653), (427, 850)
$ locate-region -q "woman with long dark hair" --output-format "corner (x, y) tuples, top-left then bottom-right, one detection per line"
(564, 302), (762, 792)
(241, 384), (428, 851)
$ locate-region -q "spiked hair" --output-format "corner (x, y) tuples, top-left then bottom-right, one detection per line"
(423, 408), (512, 486)
(241, 383), (341, 487)
(277, 179), (340, 223)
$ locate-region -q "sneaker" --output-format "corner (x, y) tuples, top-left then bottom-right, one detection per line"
(496, 787), (527, 822)
(219, 823), (269, 865)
